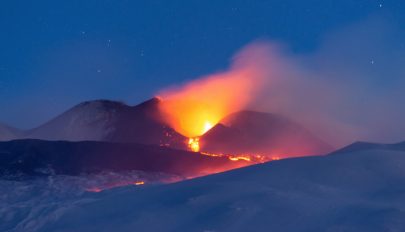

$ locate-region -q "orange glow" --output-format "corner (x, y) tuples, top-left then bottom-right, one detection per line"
(188, 137), (200, 152)
(134, 181), (145, 185)
(203, 121), (213, 134)
(200, 152), (223, 158)
(228, 156), (251, 162)
(152, 43), (298, 177)
(157, 44), (268, 137)
(200, 151), (272, 164)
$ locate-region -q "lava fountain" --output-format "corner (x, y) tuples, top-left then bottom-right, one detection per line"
(157, 43), (270, 139)
(156, 43), (278, 162)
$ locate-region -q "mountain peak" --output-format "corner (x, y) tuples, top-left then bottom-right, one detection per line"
(133, 97), (161, 110)
(22, 97), (186, 147)
(75, 99), (129, 111)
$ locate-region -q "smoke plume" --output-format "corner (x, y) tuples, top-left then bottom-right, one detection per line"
(158, 18), (405, 147)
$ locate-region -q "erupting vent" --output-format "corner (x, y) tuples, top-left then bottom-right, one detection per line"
(188, 137), (200, 152)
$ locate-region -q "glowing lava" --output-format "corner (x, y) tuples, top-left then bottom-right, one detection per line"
(185, 131), (275, 163)
(228, 156), (251, 162)
(188, 137), (200, 152)
(200, 151), (271, 163)
(134, 181), (145, 185)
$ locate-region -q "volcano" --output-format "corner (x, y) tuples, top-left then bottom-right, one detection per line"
(200, 111), (333, 157)
(1, 98), (332, 159)
(23, 98), (187, 149)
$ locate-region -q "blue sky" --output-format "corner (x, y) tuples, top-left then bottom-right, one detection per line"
(0, 0), (402, 128)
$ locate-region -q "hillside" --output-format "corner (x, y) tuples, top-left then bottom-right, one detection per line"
(24, 98), (187, 148)
(3, 141), (405, 231)
(201, 110), (333, 157)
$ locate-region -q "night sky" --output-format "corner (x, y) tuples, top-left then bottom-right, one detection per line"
(0, 0), (403, 129)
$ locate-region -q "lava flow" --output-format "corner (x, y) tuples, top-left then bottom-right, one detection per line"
(200, 151), (274, 163)
(187, 134), (274, 164)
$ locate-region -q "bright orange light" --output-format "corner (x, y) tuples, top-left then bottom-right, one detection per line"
(200, 151), (275, 164)
(203, 121), (213, 134)
(159, 93), (235, 137)
(157, 44), (268, 137)
(134, 181), (145, 185)
(188, 138), (200, 152)
(228, 156), (251, 162)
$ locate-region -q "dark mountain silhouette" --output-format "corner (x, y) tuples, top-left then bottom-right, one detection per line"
(201, 111), (333, 157)
(24, 98), (187, 149)
(0, 139), (249, 178)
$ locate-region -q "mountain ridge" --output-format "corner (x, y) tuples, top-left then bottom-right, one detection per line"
(1, 98), (333, 157)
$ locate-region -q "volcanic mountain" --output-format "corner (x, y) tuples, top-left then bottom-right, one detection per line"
(200, 111), (333, 157)
(23, 98), (187, 149)
(2, 98), (332, 157)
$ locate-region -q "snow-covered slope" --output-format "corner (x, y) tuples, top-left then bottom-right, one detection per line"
(0, 123), (20, 141)
(2, 141), (405, 232)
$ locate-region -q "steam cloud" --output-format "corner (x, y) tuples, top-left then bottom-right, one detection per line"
(159, 18), (405, 147)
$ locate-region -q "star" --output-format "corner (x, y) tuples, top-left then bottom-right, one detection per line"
(370, 59), (375, 65)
